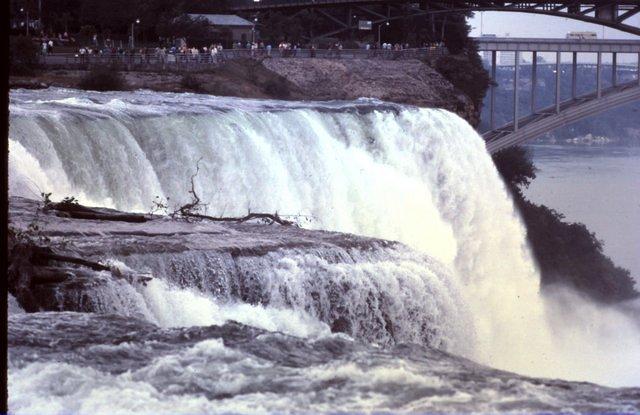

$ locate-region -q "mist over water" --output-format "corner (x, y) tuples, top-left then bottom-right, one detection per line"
(8, 89), (640, 393)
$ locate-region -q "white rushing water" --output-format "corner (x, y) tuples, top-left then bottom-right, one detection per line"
(8, 88), (640, 387)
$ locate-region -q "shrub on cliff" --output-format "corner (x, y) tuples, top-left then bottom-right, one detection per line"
(520, 200), (637, 302)
(425, 12), (491, 114)
(264, 78), (290, 99)
(180, 74), (203, 92)
(78, 66), (126, 91)
(493, 146), (638, 303)
(434, 54), (491, 112)
(10, 36), (40, 75)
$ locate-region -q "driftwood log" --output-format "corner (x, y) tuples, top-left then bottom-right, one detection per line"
(45, 201), (148, 223)
(184, 212), (294, 226)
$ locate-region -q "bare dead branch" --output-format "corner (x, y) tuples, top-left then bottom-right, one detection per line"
(182, 212), (295, 226)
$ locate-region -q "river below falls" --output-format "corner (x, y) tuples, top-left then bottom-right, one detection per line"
(525, 144), (640, 282)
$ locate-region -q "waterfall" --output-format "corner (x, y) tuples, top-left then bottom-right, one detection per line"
(9, 88), (640, 386)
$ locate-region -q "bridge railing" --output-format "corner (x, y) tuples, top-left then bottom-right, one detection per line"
(227, 0), (384, 10)
(37, 47), (448, 71)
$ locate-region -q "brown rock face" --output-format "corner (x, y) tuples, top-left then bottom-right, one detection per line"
(11, 58), (479, 125)
(263, 58), (477, 125)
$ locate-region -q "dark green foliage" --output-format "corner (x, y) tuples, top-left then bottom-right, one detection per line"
(10, 35), (40, 75)
(264, 79), (290, 99)
(434, 53), (491, 112)
(518, 200), (637, 302)
(421, 12), (490, 114)
(441, 12), (473, 55)
(493, 146), (537, 190)
(180, 74), (203, 92)
(258, 10), (330, 44)
(493, 146), (639, 303)
(78, 66), (126, 91)
(156, 15), (212, 44)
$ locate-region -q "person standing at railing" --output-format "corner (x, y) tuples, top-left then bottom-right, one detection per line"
(217, 44), (224, 63)
(210, 44), (218, 63)
(266, 43), (272, 57)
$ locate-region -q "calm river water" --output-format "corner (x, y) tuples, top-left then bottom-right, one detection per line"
(525, 144), (640, 283)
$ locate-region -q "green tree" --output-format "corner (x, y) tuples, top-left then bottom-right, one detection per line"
(493, 146), (638, 303)
(10, 35), (40, 75)
(156, 15), (212, 44)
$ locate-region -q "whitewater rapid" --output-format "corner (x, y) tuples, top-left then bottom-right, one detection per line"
(8, 88), (640, 388)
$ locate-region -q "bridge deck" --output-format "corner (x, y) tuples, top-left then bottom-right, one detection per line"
(475, 38), (640, 54)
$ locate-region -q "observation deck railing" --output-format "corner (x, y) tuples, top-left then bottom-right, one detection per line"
(38, 47), (448, 71)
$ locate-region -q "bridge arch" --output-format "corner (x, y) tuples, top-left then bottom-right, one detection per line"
(484, 83), (640, 153)
(478, 38), (640, 153)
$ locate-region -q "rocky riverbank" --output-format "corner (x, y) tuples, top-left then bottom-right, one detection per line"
(9, 57), (478, 125)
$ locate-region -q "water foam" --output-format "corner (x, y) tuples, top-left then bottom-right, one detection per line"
(98, 260), (332, 339)
(9, 88), (640, 386)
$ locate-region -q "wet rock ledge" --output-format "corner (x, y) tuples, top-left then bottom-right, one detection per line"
(8, 196), (397, 313)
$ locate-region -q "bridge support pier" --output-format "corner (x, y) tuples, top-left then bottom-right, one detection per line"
(514, 51), (520, 131)
(572, 52), (577, 100)
(555, 51), (561, 114)
(612, 52), (618, 87)
(531, 51), (537, 113)
(597, 52), (602, 99)
(490, 51), (496, 130)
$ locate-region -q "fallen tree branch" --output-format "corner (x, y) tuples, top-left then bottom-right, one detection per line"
(183, 212), (294, 226)
(40, 251), (110, 271)
(173, 157), (208, 220)
(53, 209), (148, 223)
(45, 200), (148, 223)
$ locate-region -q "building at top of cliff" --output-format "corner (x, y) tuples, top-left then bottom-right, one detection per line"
(187, 14), (255, 46)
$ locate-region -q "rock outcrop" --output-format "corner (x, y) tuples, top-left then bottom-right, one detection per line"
(263, 58), (476, 125)
(8, 197), (398, 313)
(10, 57), (479, 125)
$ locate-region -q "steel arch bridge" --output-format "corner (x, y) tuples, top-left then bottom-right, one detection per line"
(226, 1), (640, 37)
(484, 82), (640, 153)
(478, 37), (640, 153)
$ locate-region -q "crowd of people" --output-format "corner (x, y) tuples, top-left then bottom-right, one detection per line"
(29, 24), (448, 64)
(34, 33), (447, 64)
(37, 31), (75, 54)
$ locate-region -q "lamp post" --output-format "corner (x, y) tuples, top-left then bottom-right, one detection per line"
(252, 17), (258, 43)
(377, 21), (389, 47)
(131, 18), (140, 49)
(20, 7), (30, 36)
